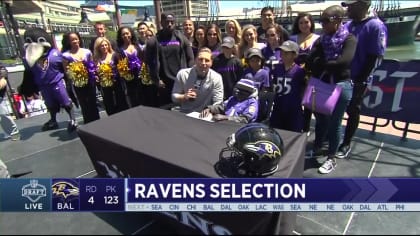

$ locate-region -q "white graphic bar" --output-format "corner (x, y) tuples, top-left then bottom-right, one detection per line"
(125, 203), (420, 212)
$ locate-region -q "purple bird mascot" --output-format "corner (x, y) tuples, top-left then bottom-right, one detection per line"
(20, 27), (78, 132)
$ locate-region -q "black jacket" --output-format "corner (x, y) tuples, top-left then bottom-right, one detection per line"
(306, 34), (357, 83)
(146, 30), (194, 85)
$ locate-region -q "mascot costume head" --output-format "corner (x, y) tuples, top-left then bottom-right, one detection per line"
(20, 27), (54, 96)
(24, 27), (54, 68)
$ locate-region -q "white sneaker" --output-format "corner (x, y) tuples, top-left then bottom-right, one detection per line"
(318, 159), (337, 174)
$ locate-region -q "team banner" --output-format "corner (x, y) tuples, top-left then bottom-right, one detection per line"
(362, 59), (420, 123)
(1, 178), (420, 212)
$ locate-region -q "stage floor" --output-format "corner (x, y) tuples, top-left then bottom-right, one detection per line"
(1, 107), (419, 235)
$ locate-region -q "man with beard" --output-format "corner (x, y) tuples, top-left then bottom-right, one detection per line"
(146, 13), (195, 107)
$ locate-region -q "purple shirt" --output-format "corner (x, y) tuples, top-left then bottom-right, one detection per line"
(243, 67), (271, 90)
(262, 46), (281, 62)
(62, 48), (92, 63)
(344, 17), (387, 79)
(271, 63), (306, 111)
(224, 96), (258, 122)
(30, 48), (64, 87)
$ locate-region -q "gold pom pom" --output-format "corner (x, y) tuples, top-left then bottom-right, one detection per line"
(98, 63), (114, 87)
(67, 61), (89, 87)
(117, 58), (134, 81)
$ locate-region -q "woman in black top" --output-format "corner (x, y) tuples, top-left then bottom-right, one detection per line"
(306, 5), (357, 174)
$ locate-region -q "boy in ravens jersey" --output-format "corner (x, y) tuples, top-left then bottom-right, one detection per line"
(269, 41), (306, 132)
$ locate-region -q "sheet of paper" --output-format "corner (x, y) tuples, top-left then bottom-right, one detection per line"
(186, 112), (214, 122)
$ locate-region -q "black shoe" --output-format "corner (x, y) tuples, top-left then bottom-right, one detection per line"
(41, 120), (59, 131)
(67, 120), (78, 133)
(336, 144), (351, 159)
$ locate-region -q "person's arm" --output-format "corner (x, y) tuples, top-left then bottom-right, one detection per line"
(231, 104), (258, 123)
(62, 58), (70, 76)
(171, 69), (196, 103)
(145, 37), (160, 85)
(354, 54), (381, 83)
(305, 38), (325, 78)
(324, 34), (357, 71)
(211, 73), (224, 105)
(0, 66), (7, 90)
(353, 21), (387, 83)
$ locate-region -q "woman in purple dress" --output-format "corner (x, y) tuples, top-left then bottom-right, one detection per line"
(62, 32), (100, 124)
(116, 26), (142, 108)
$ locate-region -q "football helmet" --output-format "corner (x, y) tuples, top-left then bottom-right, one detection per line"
(216, 123), (284, 177)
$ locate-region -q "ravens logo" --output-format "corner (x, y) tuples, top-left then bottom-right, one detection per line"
(244, 141), (282, 159)
(52, 181), (79, 199)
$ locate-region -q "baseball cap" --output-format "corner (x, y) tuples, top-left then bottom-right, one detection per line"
(235, 78), (256, 93)
(341, 0), (371, 7)
(246, 48), (264, 59)
(221, 36), (235, 49)
(277, 40), (299, 54)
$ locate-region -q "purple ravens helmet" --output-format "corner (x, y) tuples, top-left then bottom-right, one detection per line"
(23, 28), (54, 67)
(216, 123), (284, 177)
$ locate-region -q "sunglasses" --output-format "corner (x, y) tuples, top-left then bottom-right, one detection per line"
(234, 87), (251, 94)
(319, 16), (340, 24)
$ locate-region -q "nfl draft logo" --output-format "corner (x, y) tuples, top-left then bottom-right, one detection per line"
(22, 179), (47, 203)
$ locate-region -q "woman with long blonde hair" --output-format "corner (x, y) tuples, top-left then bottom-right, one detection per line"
(225, 18), (242, 56)
(239, 24), (264, 59)
(93, 37), (128, 115)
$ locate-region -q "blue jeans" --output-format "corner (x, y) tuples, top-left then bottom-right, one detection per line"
(0, 96), (19, 136)
(314, 80), (353, 156)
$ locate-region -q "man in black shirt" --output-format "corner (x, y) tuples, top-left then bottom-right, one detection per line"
(146, 13), (194, 107)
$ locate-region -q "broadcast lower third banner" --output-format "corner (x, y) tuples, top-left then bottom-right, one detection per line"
(0, 178), (420, 212)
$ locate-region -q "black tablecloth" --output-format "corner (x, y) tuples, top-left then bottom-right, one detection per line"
(78, 106), (307, 234)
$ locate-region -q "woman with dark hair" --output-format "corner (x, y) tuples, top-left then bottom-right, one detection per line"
(193, 25), (207, 56)
(306, 5), (356, 174)
(205, 23), (222, 58)
(290, 13), (321, 133)
(62, 31), (99, 124)
(290, 13), (320, 65)
(116, 26), (142, 107)
(262, 24), (285, 65)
